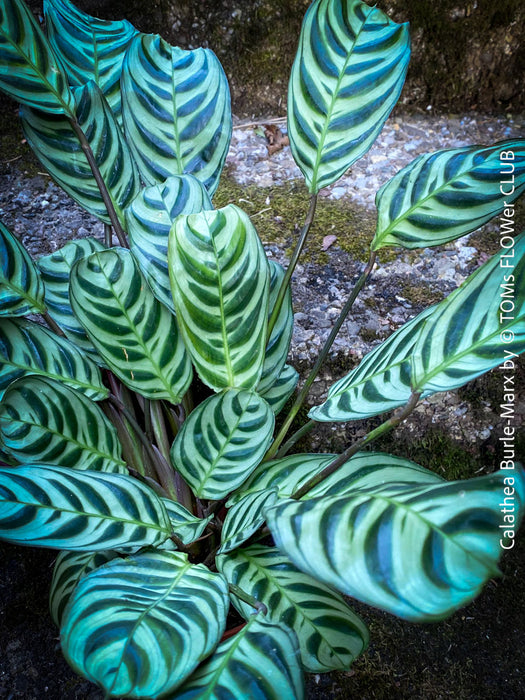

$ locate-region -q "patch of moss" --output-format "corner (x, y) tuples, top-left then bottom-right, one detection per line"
(397, 279), (446, 307)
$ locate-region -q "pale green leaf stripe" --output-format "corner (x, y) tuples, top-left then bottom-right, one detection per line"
(0, 317), (108, 401)
(288, 0), (410, 193)
(0, 0), (73, 114)
(0, 376), (126, 473)
(218, 489), (279, 555)
(21, 81), (140, 226)
(259, 363), (299, 415)
(126, 174), (213, 313)
(161, 498), (212, 545)
(373, 140), (525, 250)
(44, 0), (138, 121)
(0, 220), (45, 316)
(70, 248), (192, 403)
(50, 550), (116, 627)
(37, 237), (105, 358)
(173, 615), (305, 700)
(0, 465), (172, 551)
(61, 550), (229, 698)
(218, 544), (369, 673)
(412, 232), (525, 394)
(309, 306), (435, 422)
(171, 389), (275, 500)
(121, 33), (232, 196)
(266, 469), (525, 621)
(169, 205), (270, 391)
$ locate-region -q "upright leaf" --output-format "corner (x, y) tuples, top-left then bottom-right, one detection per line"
(61, 550), (229, 698)
(258, 363), (299, 415)
(0, 0), (73, 113)
(169, 205), (270, 391)
(70, 248), (192, 402)
(0, 220), (45, 316)
(161, 498), (212, 545)
(218, 489), (279, 555)
(288, 0), (410, 192)
(121, 33), (232, 196)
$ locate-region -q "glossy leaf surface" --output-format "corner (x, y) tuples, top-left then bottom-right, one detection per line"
(218, 489), (279, 555)
(0, 220), (45, 316)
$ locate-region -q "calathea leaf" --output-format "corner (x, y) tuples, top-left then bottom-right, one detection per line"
(0, 465), (172, 551)
(37, 237), (105, 359)
(44, 0), (138, 121)
(168, 205), (270, 391)
(121, 33), (232, 196)
(61, 550), (229, 698)
(218, 489), (279, 555)
(0, 0), (74, 114)
(258, 363), (299, 415)
(21, 80), (140, 226)
(288, 0), (410, 193)
(412, 232), (525, 394)
(0, 220), (46, 316)
(49, 550), (117, 627)
(171, 389), (275, 500)
(69, 247), (192, 403)
(0, 317), (107, 401)
(218, 544), (369, 673)
(372, 140), (525, 250)
(173, 614), (305, 700)
(161, 498), (212, 545)
(126, 174), (213, 313)
(265, 468), (525, 621)
(0, 376), (126, 473)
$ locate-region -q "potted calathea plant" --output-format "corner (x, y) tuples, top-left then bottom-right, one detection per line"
(0, 0), (524, 696)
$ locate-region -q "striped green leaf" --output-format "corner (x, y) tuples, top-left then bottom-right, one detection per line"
(218, 489), (279, 555)
(37, 237), (105, 358)
(61, 550), (229, 698)
(0, 376), (126, 473)
(171, 389), (275, 500)
(0, 317), (107, 401)
(44, 0), (138, 121)
(126, 174), (213, 312)
(372, 140), (525, 250)
(412, 233), (525, 394)
(0, 465), (172, 551)
(0, 220), (45, 316)
(288, 0), (410, 193)
(168, 205), (270, 391)
(161, 498), (212, 545)
(258, 363), (299, 415)
(70, 248), (192, 402)
(50, 550), (116, 627)
(309, 306), (435, 422)
(121, 33), (231, 196)
(173, 614), (305, 700)
(218, 544), (369, 672)
(0, 0), (73, 114)
(21, 80), (140, 226)
(266, 468), (525, 621)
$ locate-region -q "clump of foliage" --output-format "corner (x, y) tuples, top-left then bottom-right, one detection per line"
(0, 0), (524, 697)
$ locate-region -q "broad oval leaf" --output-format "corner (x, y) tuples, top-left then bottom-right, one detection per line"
(0, 376), (126, 472)
(161, 498), (212, 545)
(218, 544), (369, 673)
(121, 33), (232, 196)
(309, 305), (435, 422)
(0, 219), (45, 316)
(173, 614), (305, 700)
(0, 465), (172, 551)
(50, 550), (116, 627)
(288, 0), (410, 193)
(258, 363), (299, 415)
(0, 317), (107, 401)
(126, 174), (213, 312)
(21, 80), (140, 226)
(171, 389), (275, 500)
(266, 468), (525, 621)
(412, 232), (525, 394)
(218, 489), (279, 555)
(0, 0), (74, 113)
(37, 237), (105, 358)
(44, 0), (138, 121)
(61, 550), (229, 698)
(70, 248), (192, 403)
(372, 140), (525, 250)
(169, 205), (270, 391)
